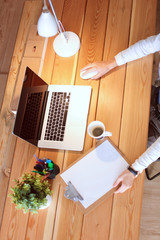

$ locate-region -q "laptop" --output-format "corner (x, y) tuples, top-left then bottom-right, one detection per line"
(13, 67), (92, 151)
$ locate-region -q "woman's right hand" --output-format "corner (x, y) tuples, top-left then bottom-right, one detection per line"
(113, 169), (137, 194)
(80, 59), (118, 80)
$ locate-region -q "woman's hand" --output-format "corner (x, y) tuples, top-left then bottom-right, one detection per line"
(113, 169), (137, 194)
(80, 59), (118, 80)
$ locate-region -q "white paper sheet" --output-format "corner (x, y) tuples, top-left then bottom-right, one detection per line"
(60, 140), (129, 209)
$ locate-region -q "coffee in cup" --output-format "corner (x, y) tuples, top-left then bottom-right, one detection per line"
(92, 126), (104, 137)
(87, 121), (112, 140)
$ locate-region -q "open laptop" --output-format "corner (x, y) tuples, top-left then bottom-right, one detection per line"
(13, 67), (91, 151)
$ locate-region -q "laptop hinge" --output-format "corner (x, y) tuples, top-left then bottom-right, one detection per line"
(37, 91), (49, 140)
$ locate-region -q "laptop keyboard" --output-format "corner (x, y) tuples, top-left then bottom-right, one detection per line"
(20, 92), (43, 139)
(44, 92), (71, 141)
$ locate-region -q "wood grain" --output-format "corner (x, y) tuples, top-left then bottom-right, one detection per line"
(0, 139), (38, 239)
(53, 0), (112, 239)
(0, 74), (7, 110)
(51, 0), (88, 239)
(97, 0), (133, 146)
(81, 198), (113, 240)
(0, 0), (157, 239)
(109, 0), (157, 239)
(0, 0), (27, 73)
(81, 0), (133, 239)
(26, 150), (64, 240)
(0, 0), (42, 230)
(25, 1), (66, 239)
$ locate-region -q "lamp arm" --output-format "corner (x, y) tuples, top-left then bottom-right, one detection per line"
(42, 0), (68, 42)
(47, 0), (63, 34)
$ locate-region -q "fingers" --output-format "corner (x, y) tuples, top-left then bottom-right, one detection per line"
(114, 181), (132, 194)
(113, 175), (133, 194)
(80, 69), (100, 80)
(114, 185), (129, 194)
(80, 68), (104, 80)
(113, 177), (121, 188)
(81, 68), (97, 75)
(113, 177), (128, 194)
(91, 72), (103, 79)
(80, 63), (96, 72)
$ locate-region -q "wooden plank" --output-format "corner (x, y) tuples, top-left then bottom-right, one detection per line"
(41, 36), (56, 84)
(81, 199), (113, 240)
(25, 1), (66, 239)
(119, 0), (157, 160)
(109, 0), (157, 239)
(25, 150), (64, 240)
(0, 0), (26, 73)
(11, 24), (47, 111)
(0, 139), (39, 239)
(24, 26), (46, 58)
(0, 0), (42, 229)
(81, 0), (133, 239)
(74, 0), (110, 144)
(53, 0), (112, 239)
(50, 0), (87, 86)
(0, 74), (7, 110)
(50, 0), (90, 239)
(53, 187), (83, 240)
(97, 0), (133, 146)
(0, 14), (49, 240)
(52, 0), (89, 238)
(41, 0), (65, 83)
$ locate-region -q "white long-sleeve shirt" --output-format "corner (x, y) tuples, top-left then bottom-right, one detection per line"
(115, 34), (160, 66)
(115, 34), (160, 172)
(132, 137), (160, 172)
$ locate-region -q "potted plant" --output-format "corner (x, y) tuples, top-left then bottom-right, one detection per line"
(9, 173), (52, 214)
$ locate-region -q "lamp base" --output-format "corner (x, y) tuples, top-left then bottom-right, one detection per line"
(53, 31), (80, 57)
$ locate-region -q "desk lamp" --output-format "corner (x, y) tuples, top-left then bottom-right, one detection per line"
(37, 0), (80, 57)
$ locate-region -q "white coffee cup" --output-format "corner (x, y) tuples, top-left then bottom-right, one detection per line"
(87, 121), (112, 140)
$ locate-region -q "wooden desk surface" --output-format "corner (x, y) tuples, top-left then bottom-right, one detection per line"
(0, 0), (157, 239)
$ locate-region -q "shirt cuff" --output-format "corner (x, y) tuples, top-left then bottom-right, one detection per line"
(132, 137), (160, 173)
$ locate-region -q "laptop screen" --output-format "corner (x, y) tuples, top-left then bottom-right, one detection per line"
(13, 67), (48, 145)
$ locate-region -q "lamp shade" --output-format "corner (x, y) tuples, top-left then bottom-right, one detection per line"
(37, 9), (58, 37)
